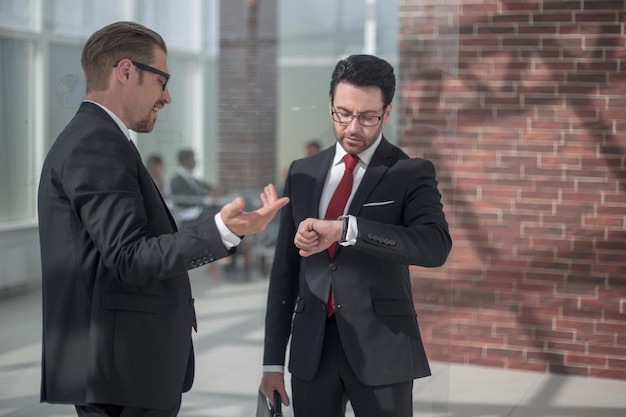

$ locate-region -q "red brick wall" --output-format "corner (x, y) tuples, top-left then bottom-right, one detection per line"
(399, 0), (626, 380)
(219, 0), (278, 193)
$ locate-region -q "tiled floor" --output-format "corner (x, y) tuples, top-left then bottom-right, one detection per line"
(1, 266), (625, 417)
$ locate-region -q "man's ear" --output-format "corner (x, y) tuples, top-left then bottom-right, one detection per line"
(382, 103), (393, 124)
(113, 58), (133, 86)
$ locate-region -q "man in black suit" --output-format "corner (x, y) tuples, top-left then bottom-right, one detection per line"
(260, 55), (452, 417)
(37, 21), (288, 417)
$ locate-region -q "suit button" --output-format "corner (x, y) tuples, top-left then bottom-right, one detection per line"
(329, 263), (337, 271)
(322, 305), (327, 311)
(208, 254), (215, 262)
(191, 260), (197, 267)
(390, 240), (396, 246)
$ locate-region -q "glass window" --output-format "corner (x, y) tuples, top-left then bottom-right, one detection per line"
(140, 0), (204, 52)
(48, 44), (85, 151)
(0, 39), (35, 222)
(0, 0), (400, 240)
(0, 0), (37, 31)
(47, 0), (133, 36)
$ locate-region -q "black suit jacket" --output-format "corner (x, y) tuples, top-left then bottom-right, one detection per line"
(38, 102), (233, 409)
(263, 137), (452, 386)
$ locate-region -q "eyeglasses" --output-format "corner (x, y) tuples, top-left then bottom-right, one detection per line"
(114, 60), (170, 91)
(331, 108), (384, 127)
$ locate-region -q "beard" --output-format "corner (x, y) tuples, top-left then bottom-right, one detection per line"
(132, 113), (155, 133)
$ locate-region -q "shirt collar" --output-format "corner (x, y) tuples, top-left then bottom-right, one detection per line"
(332, 133), (382, 167)
(84, 100), (132, 142)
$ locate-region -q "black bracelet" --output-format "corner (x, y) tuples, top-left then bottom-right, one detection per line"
(338, 215), (349, 243)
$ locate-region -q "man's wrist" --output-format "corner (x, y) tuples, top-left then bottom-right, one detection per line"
(263, 365), (284, 373)
(215, 213), (242, 249)
(337, 215), (349, 243)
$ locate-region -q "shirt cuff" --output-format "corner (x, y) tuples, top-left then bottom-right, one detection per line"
(214, 212), (241, 249)
(339, 215), (357, 247)
(263, 365), (284, 373)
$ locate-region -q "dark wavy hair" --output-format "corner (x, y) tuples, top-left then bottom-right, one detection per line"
(329, 54), (396, 109)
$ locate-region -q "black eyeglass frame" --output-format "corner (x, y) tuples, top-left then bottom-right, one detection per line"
(330, 107), (385, 127)
(113, 60), (171, 91)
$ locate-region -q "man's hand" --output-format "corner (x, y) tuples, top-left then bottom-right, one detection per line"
(220, 184), (289, 237)
(260, 372), (290, 407)
(294, 218), (343, 257)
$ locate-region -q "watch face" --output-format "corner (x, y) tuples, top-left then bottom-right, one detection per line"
(341, 215), (349, 242)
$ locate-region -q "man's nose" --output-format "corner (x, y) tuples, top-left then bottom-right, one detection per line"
(162, 87), (172, 104)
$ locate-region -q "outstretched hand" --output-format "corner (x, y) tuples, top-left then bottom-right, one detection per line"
(220, 184), (289, 237)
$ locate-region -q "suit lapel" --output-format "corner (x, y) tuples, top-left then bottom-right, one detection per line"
(348, 137), (395, 216)
(311, 148), (336, 218)
(81, 102), (179, 231)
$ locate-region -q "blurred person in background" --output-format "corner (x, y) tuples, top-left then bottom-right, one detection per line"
(146, 153), (167, 194)
(170, 148), (223, 224)
(305, 139), (321, 156)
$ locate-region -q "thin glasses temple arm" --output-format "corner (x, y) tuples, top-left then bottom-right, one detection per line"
(112, 60), (170, 91)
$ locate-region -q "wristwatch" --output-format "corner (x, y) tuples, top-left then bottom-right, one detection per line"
(337, 215), (349, 243)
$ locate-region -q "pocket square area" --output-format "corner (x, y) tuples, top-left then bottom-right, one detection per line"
(363, 200), (395, 207)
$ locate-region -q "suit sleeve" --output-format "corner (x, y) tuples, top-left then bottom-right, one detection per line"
(354, 158), (452, 267)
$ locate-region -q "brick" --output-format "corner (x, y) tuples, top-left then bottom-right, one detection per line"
(561, 306), (603, 321)
(486, 347), (525, 360)
(583, 334), (618, 345)
(597, 252), (626, 263)
(583, 1), (624, 11)
(567, 354), (607, 367)
(507, 334), (546, 349)
(534, 12), (575, 23)
(491, 13), (532, 24)
(543, 1), (583, 11)
(555, 319), (596, 333)
(460, 3), (499, 15)
(549, 364), (590, 376)
(575, 12), (620, 23)
(564, 275), (608, 287)
(595, 322), (626, 335)
(527, 351), (565, 364)
(535, 329), (577, 341)
(507, 360), (548, 372)
(608, 357), (626, 370)
(590, 368), (626, 379)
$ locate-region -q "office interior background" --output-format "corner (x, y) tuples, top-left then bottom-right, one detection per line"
(0, 0), (625, 392)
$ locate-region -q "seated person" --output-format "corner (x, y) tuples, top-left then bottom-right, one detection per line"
(170, 149), (221, 223)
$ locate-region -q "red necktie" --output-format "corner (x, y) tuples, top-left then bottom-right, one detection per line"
(324, 153), (360, 316)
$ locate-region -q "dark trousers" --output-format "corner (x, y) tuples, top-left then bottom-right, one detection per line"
(291, 316), (413, 417)
(75, 398), (181, 417)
